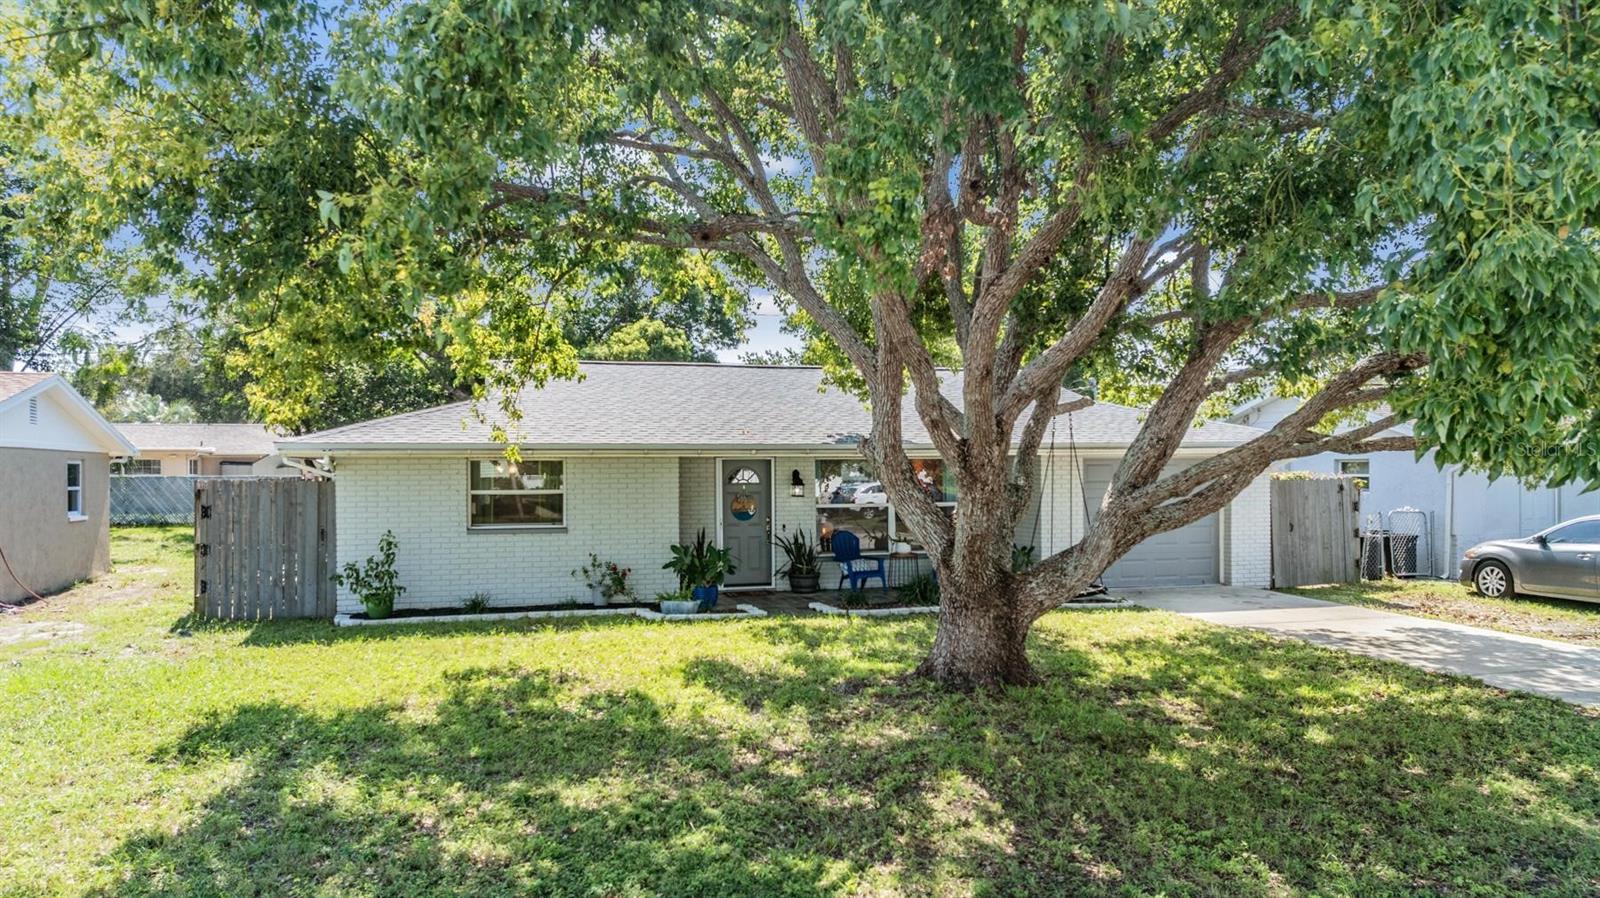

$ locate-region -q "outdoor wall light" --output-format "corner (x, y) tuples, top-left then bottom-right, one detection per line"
(790, 469), (805, 497)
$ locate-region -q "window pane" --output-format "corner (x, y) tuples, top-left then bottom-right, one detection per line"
(1546, 521), (1600, 544)
(909, 458), (958, 503)
(112, 459), (161, 476)
(817, 505), (890, 553)
(471, 492), (564, 527)
(815, 459), (877, 505)
(66, 463), (80, 488)
(1338, 460), (1370, 475)
(892, 504), (955, 550)
(471, 459), (562, 491)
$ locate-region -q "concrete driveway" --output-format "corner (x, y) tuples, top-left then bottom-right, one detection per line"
(1120, 585), (1600, 708)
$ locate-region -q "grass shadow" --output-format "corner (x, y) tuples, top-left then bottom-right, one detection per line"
(75, 609), (1600, 897)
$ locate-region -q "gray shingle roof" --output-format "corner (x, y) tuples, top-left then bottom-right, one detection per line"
(277, 362), (1264, 453)
(0, 371), (53, 402)
(115, 423), (280, 456)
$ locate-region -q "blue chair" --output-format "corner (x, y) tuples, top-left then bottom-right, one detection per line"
(831, 531), (887, 592)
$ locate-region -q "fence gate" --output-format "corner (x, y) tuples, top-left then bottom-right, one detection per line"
(194, 478), (336, 620)
(1270, 476), (1362, 587)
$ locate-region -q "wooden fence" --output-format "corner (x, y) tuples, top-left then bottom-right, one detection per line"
(193, 478), (336, 620)
(1270, 475), (1361, 587)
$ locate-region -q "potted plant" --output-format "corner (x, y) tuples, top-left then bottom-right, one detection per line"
(663, 528), (737, 611)
(655, 589), (700, 615)
(573, 554), (636, 607)
(331, 530), (406, 619)
(773, 528), (822, 593)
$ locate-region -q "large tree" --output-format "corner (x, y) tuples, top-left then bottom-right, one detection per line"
(6, 0), (1598, 686)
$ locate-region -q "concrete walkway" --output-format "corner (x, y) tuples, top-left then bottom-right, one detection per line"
(1120, 585), (1600, 708)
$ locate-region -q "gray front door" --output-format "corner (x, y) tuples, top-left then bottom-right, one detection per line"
(721, 460), (772, 587)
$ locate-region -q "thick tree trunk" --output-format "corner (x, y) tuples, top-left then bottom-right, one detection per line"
(916, 594), (1037, 688)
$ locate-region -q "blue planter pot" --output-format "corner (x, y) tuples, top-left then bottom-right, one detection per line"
(691, 585), (719, 611)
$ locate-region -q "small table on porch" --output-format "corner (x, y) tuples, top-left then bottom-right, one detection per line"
(886, 552), (928, 589)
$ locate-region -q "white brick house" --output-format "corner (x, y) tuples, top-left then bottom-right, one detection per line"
(276, 362), (1273, 615)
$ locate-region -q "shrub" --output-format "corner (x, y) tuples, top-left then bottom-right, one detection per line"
(897, 573), (940, 606)
(663, 529), (737, 589)
(331, 530), (406, 619)
(573, 554), (637, 601)
(463, 592), (491, 614)
(773, 529), (822, 578)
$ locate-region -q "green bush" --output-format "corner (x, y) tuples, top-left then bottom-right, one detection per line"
(773, 528), (822, 579)
(663, 528), (737, 589)
(897, 574), (940, 606)
(332, 530), (406, 619)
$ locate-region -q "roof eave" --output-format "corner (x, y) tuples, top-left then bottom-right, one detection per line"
(275, 439), (1251, 455)
(2, 376), (139, 456)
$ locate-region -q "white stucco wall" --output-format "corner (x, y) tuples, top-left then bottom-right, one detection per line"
(333, 455), (680, 614)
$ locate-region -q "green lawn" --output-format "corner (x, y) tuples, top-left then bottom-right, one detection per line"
(1285, 577), (1600, 646)
(3, 528), (1599, 897)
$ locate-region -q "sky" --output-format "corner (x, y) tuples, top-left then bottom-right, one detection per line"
(719, 289), (804, 363)
(719, 312), (804, 363)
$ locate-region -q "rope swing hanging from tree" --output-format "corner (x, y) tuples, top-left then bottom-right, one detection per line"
(1030, 409), (1107, 598)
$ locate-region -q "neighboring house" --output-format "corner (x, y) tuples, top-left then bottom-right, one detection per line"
(0, 372), (137, 603)
(1229, 394), (1599, 577)
(278, 361), (1274, 617)
(112, 423), (293, 477)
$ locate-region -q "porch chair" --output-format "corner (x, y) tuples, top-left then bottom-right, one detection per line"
(831, 531), (887, 592)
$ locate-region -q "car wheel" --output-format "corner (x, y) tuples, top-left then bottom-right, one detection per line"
(1473, 560), (1513, 598)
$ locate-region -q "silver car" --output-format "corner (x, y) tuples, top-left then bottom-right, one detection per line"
(1458, 515), (1600, 601)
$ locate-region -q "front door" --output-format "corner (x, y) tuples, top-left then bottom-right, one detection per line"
(720, 460), (772, 587)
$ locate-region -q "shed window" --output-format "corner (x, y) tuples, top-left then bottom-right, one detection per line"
(66, 460), (85, 520)
(468, 459), (565, 528)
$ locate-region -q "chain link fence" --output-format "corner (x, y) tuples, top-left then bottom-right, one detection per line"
(1386, 507), (1433, 578)
(110, 476), (201, 525)
(1358, 507), (1435, 579)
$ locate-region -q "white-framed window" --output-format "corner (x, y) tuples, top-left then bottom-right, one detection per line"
(468, 458), (565, 529)
(111, 459), (162, 476)
(66, 460), (85, 520)
(188, 458), (201, 475)
(813, 458), (957, 555)
(1336, 458), (1371, 491)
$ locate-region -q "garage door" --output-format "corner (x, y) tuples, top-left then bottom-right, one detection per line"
(1082, 461), (1219, 588)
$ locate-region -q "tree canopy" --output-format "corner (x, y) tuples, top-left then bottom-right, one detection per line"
(5, 0), (1597, 684)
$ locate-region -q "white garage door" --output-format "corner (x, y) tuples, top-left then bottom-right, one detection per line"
(1083, 461), (1219, 588)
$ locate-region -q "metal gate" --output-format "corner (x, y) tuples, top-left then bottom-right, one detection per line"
(193, 478), (336, 620)
(1360, 507), (1434, 579)
(1386, 508), (1433, 578)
